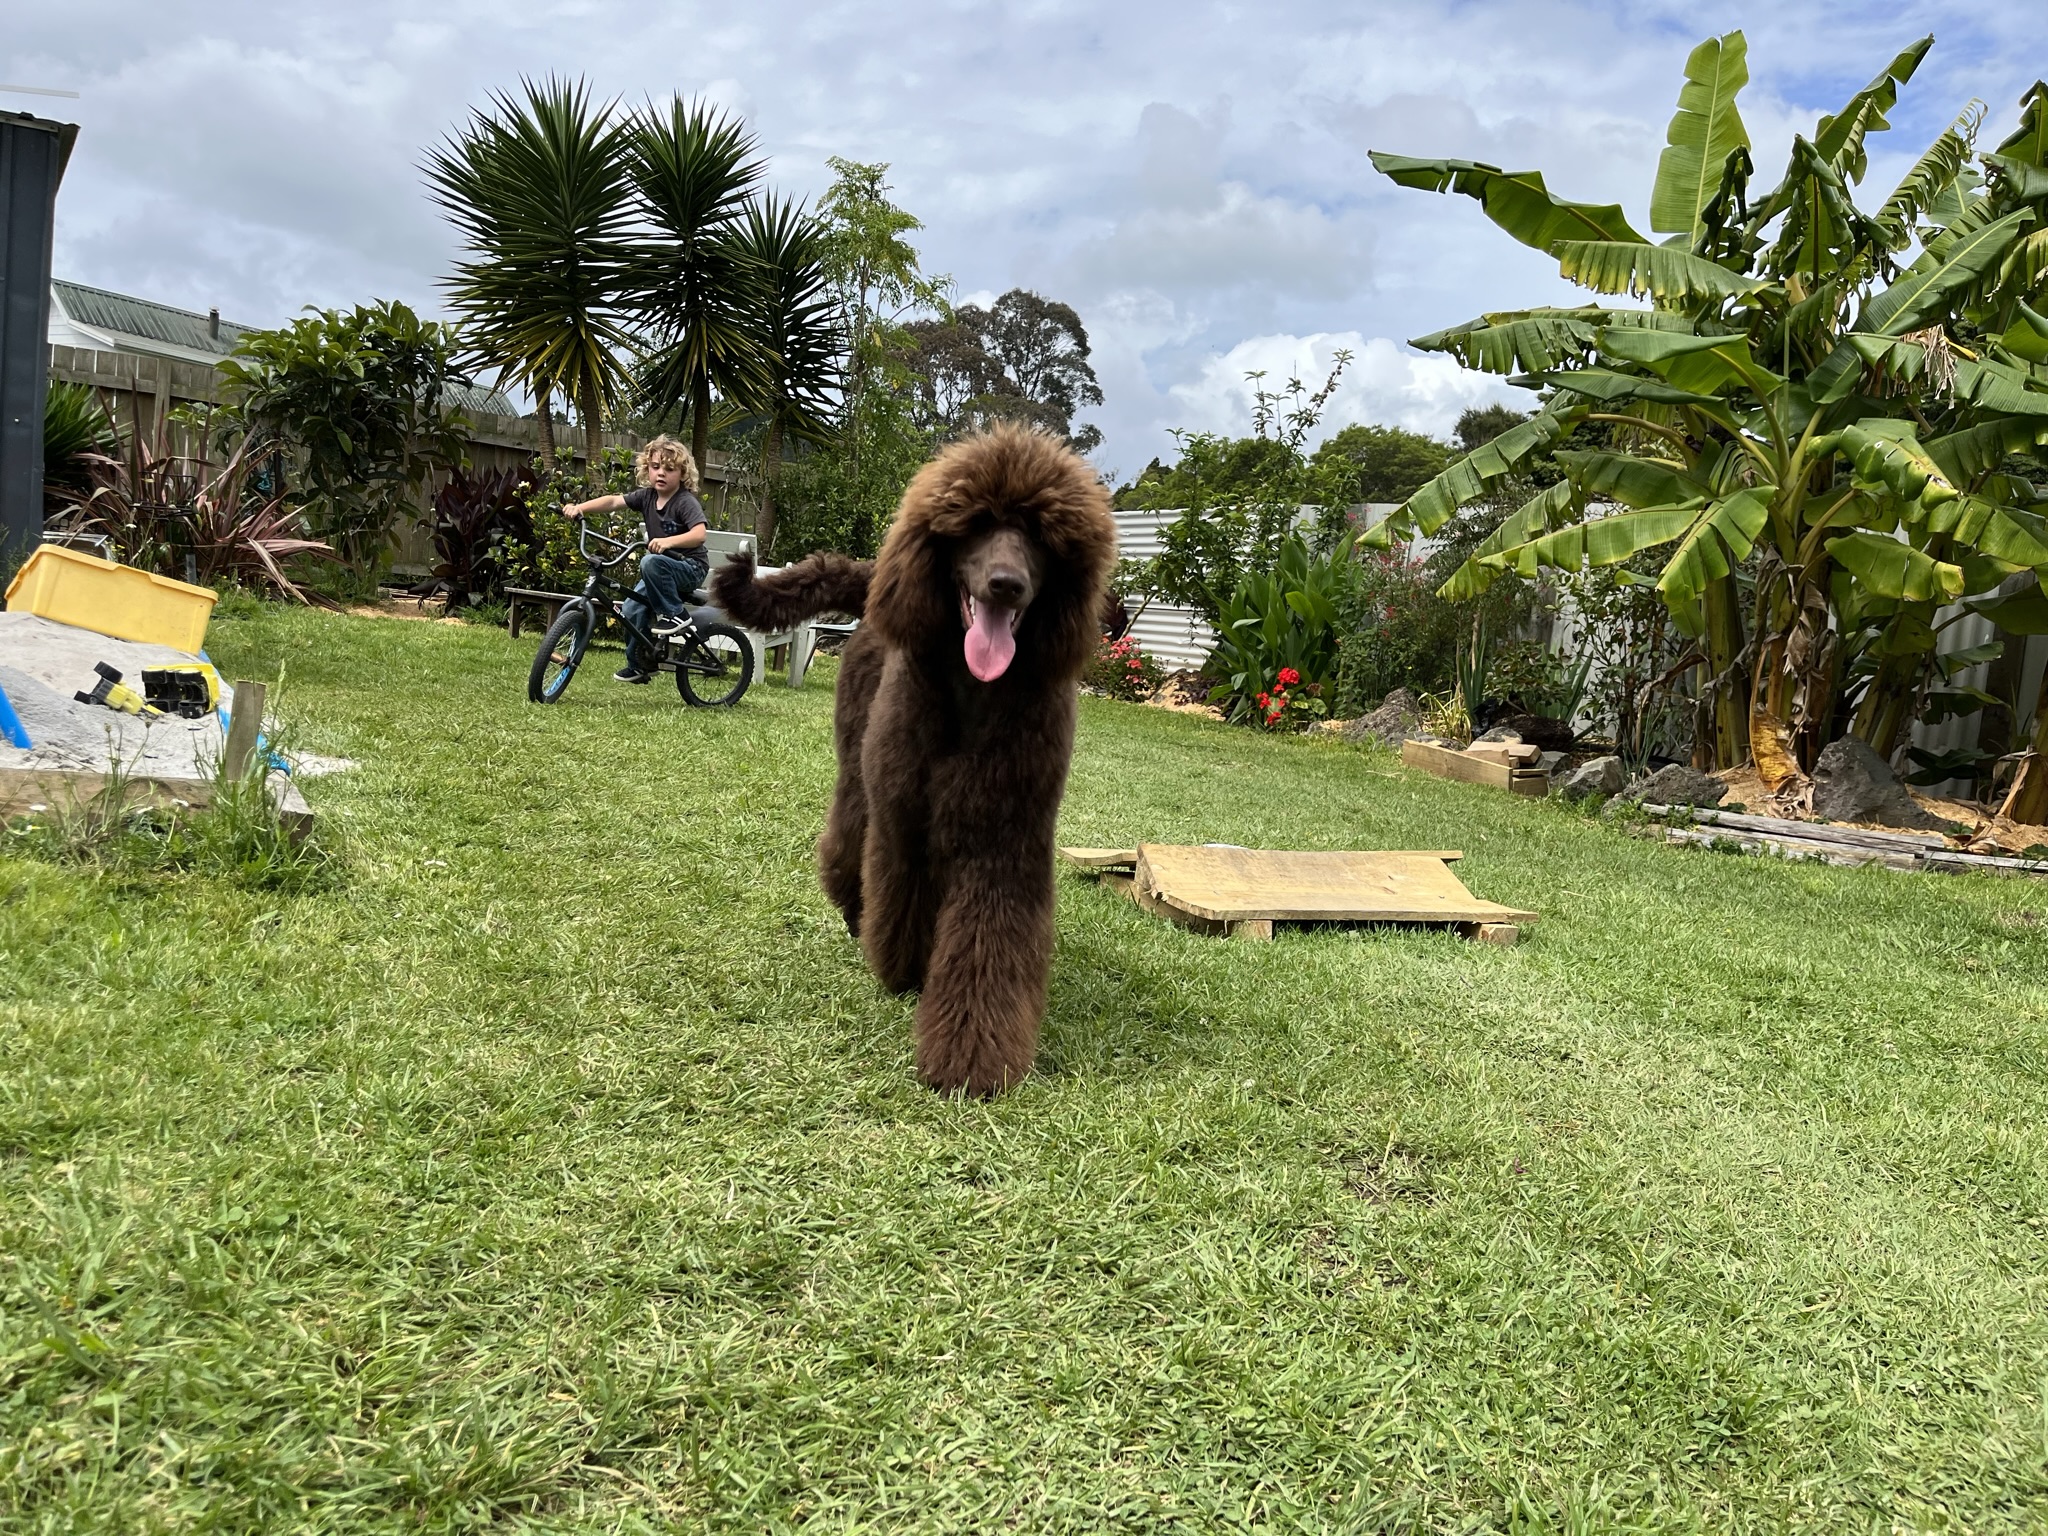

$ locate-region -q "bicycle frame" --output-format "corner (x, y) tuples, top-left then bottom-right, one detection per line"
(564, 522), (673, 666)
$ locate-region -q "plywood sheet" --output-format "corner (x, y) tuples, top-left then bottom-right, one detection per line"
(1134, 844), (1536, 924)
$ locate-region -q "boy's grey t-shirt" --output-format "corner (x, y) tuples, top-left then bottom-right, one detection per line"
(623, 486), (707, 547)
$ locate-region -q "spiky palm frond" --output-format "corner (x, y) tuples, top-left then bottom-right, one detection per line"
(424, 76), (636, 452)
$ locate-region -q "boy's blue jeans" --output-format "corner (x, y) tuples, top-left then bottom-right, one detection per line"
(623, 551), (708, 669)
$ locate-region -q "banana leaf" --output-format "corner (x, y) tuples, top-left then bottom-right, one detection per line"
(1522, 367), (1725, 408)
(1368, 154), (1646, 251)
(1650, 32), (1752, 241)
(1812, 37), (1932, 180)
(1814, 419), (1959, 506)
(1655, 488), (1772, 605)
(1553, 240), (1769, 302)
(1855, 208), (2036, 335)
(1438, 480), (1581, 599)
(1364, 404), (1583, 546)
(1825, 531), (1964, 601)
(1595, 326), (1785, 396)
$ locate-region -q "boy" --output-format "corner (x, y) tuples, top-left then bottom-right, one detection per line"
(564, 436), (709, 683)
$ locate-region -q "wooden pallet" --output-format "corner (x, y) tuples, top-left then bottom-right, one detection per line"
(1401, 738), (1550, 796)
(1060, 844), (1534, 943)
(0, 764), (313, 838)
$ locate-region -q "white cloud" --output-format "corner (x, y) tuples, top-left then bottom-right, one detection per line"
(22, 0), (2048, 473)
(1165, 332), (1522, 445)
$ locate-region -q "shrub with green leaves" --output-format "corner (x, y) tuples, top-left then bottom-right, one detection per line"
(1208, 534), (1353, 727)
(1083, 634), (1164, 701)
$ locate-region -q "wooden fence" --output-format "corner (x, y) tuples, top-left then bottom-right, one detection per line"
(44, 343), (746, 574)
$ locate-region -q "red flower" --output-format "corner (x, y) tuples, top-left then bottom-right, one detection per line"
(1277, 667), (1300, 686)
(1255, 692), (1270, 707)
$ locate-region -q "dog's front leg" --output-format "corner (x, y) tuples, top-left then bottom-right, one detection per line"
(857, 661), (941, 993)
(914, 858), (1056, 1096)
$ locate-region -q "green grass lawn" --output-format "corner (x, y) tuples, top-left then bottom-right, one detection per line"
(6, 604), (2048, 1533)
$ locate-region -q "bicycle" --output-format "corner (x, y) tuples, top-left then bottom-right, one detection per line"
(527, 521), (754, 707)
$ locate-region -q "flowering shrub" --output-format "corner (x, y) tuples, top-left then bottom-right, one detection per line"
(1252, 665), (1329, 731)
(1084, 634), (1165, 702)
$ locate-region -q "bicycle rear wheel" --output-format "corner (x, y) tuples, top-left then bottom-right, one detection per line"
(528, 603), (594, 703)
(674, 621), (754, 707)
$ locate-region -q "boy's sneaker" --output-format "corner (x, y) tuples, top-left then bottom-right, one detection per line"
(652, 613), (691, 639)
(613, 666), (653, 684)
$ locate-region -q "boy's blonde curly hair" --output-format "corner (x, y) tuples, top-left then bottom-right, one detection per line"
(634, 434), (700, 492)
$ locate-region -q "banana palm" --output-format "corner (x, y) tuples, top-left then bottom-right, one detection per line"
(1370, 35), (2048, 790)
(425, 76), (635, 467)
(624, 99), (768, 468)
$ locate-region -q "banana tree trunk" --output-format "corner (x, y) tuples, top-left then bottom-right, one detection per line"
(2001, 667), (2048, 824)
(757, 413), (783, 561)
(1702, 573), (1748, 769)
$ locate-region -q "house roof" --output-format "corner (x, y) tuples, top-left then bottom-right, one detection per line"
(49, 279), (519, 414)
(51, 279), (251, 362)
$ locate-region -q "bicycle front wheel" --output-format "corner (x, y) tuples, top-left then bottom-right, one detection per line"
(528, 603), (595, 703)
(674, 622), (754, 708)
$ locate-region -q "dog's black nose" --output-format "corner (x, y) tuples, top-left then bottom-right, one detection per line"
(987, 568), (1026, 603)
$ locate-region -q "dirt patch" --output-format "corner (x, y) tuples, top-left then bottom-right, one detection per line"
(1698, 763), (2048, 850)
(348, 598), (465, 626)
(1142, 668), (1226, 720)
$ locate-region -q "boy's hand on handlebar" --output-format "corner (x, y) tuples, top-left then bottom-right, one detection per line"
(562, 503), (583, 520)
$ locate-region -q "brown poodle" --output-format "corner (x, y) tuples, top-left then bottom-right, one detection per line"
(713, 425), (1117, 1095)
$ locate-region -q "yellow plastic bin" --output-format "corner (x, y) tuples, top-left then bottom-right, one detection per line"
(5, 545), (218, 652)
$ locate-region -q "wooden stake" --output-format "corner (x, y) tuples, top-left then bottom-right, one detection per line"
(224, 679), (267, 781)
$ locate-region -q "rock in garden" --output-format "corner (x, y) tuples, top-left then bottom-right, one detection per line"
(1561, 754), (1625, 799)
(1810, 736), (1946, 829)
(1472, 724), (1523, 744)
(1495, 712), (1577, 752)
(1537, 750), (1568, 780)
(1342, 687), (1423, 747)
(1624, 763), (1727, 808)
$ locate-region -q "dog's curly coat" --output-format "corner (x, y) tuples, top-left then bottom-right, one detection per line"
(713, 426), (1116, 1095)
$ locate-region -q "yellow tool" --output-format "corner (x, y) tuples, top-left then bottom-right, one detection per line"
(75, 662), (161, 718)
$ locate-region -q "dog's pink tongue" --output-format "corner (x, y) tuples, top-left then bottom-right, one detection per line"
(964, 602), (1016, 681)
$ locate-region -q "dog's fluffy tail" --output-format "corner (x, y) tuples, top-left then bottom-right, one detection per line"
(711, 550), (872, 629)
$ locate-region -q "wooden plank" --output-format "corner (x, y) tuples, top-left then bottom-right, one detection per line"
(1134, 844), (1537, 924)
(1122, 873), (1228, 935)
(0, 763), (313, 835)
(1643, 804), (1949, 851)
(1403, 737), (1513, 789)
(1658, 824), (1921, 871)
(224, 678), (266, 781)
(1229, 918), (1275, 942)
(1059, 846), (1139, 870)
(1464, 741), (1540, 767)
(1402, 739), (1549, 797)
(1474, 923), (1522, 946)
(0, 767), (213, 818)
(1921, 849), (2048, 877)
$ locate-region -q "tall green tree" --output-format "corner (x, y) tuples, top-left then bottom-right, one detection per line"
(425, 76), (635, 467)
(1368, 35), (2048, 785)
(219, 301), (470, 570)
(817, 158), (952, 552)
(733, 194), (839, 558)
(624, 99), (767, 470)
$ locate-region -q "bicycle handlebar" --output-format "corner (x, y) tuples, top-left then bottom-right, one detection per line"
(570, 516), (645, 569)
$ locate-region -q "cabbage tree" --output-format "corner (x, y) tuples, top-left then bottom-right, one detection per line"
(1369, 34), (2048, 783)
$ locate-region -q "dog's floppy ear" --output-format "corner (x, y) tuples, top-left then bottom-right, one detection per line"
(866, 456), (957, 649)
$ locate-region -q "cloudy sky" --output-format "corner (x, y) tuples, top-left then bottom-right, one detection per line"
(13, 0), (2044, 480)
